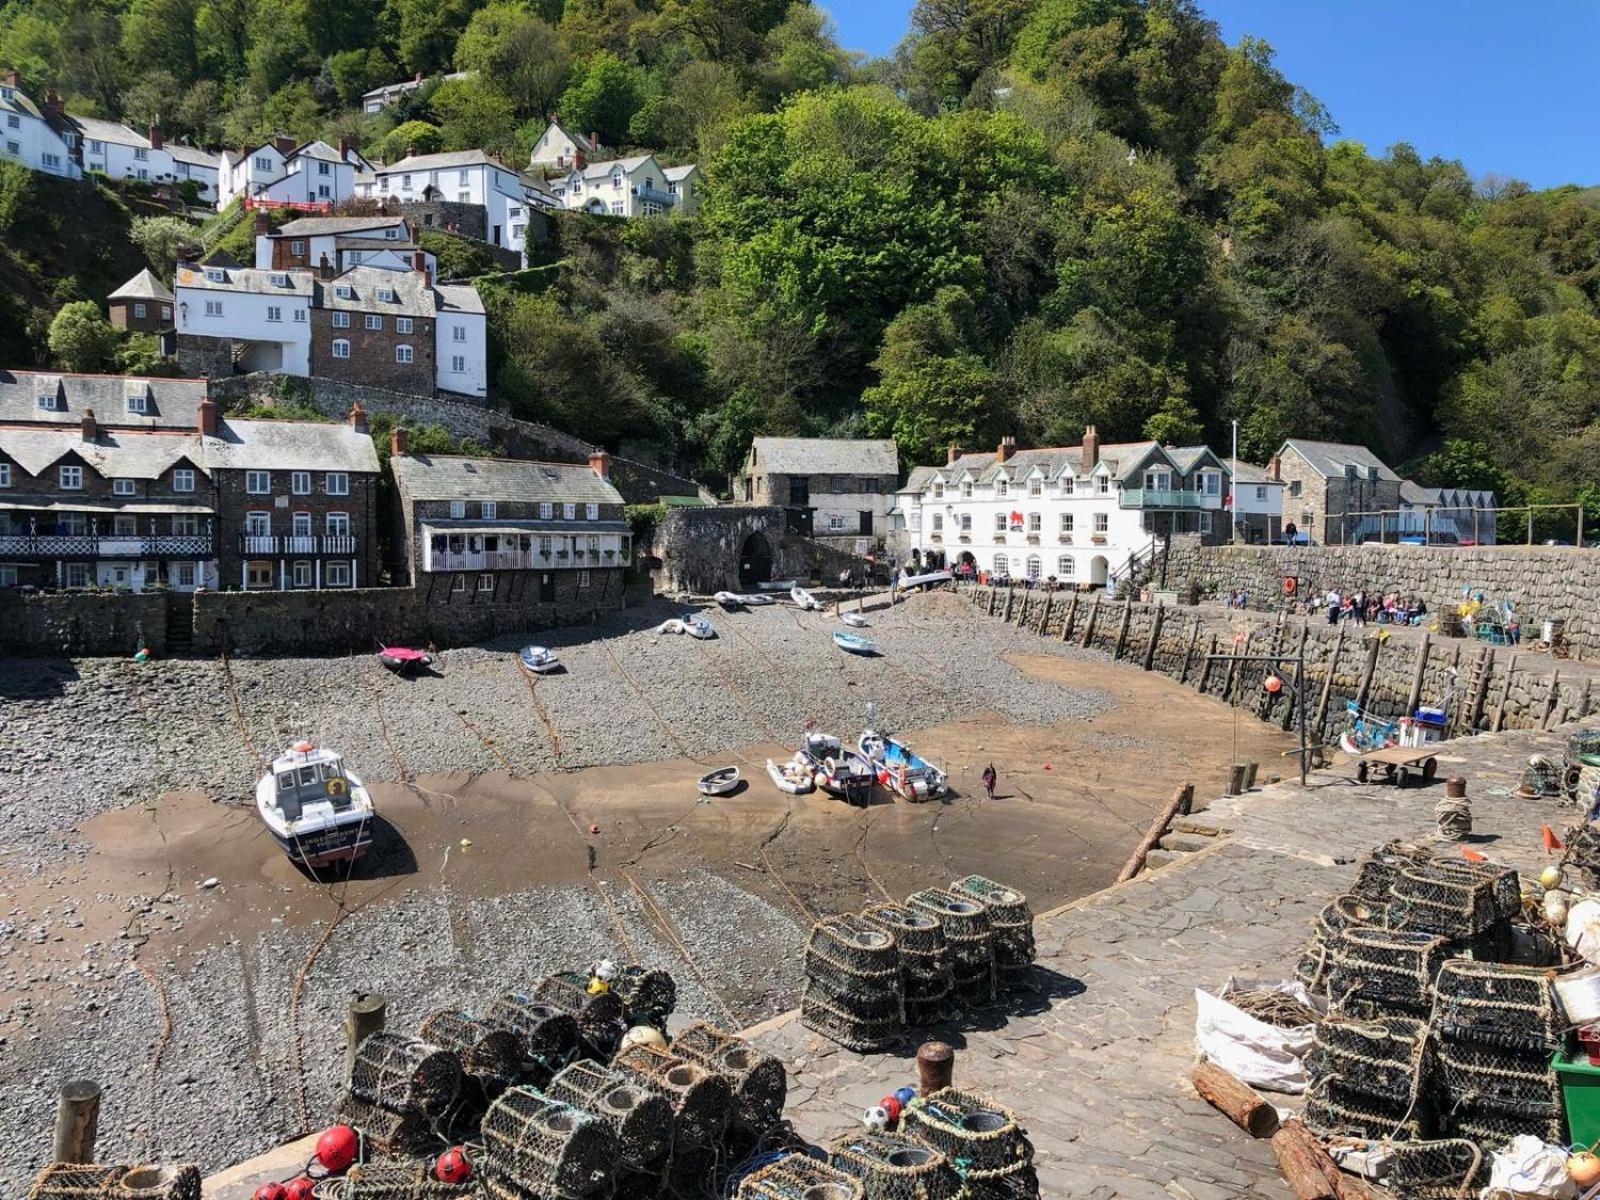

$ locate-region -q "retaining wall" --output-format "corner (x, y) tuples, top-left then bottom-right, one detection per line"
(0, 591), (172, 657)
(962, 584), (1594, 741)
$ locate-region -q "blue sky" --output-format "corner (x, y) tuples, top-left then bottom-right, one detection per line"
(821, 0), (1597, 189)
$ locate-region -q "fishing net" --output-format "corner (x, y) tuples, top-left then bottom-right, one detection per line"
(1441, 1101), (1564, 1148)
(612, 1044), (733, 1150)
(1327, 927), (1451, 1014)
(861, 903), (954, 1026)
(949, 876), (1035, 989)
(483, 993), (582, 1082)
(1434, 1038), (1561, 1117)
(669, 1022), (787, 1139)
(335, 1099), (437, 1160)
(1307, 1015), (1429, 1106)
(611, 966), (677, 1030)
(1382, 1139), (1485, 1200)
(1301, 1078), (1424, 1142)
(531, 973), (628, 1059)
(900, 1089), (1035, 1187)
(801, 914), (906, 1052)
(348, 1032), (464, 1119)
(826, 1131), (965, 1200)
(906, 890), (996, 1008)
(30, 1166), (202, 1200)
(1387, 860), (1519, 938)
(480, 1087), (618, 1198)
(419, 1010), (524, 1101)
(735, 1154), (864, 1200)
(543, 1059), (673, 1173)
(341, 1161), (478, 1200)
(1432, 960), (1562, 1053)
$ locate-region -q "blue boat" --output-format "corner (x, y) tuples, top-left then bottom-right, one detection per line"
(858, 729), (948, 801)
(833, 630), (877, 655)
(519, 645), (561, 674)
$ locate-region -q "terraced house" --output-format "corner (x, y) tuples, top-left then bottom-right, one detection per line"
(390, 442), (632, 616)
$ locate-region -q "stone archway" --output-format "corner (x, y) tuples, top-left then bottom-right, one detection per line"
(958, 551), (976, 567)
(1089, 555), (1110, 587)
(738, 531), (773, 587)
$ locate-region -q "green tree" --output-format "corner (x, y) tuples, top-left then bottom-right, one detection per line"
(557, 51), (646, 147)
(377, 119), (444, 160)
(48, 301), (119, 373)
(129, 216), (199, 275)
(121, 0), (201, 85)
(455, 4), (570, 119)
(431, 75), (520, 156)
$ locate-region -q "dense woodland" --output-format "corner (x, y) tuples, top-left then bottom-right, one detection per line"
(3, 0), (1599, 514)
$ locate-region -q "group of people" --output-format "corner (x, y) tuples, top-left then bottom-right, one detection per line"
(1320, 588), (1429, 627)
(1222, 589), (1251, 610)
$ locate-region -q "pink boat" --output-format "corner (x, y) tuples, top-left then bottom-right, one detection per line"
(377, 644), (432, 674)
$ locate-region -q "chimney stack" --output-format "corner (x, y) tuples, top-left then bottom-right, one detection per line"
(946, 444), (960, 466)
(42, 89), (61, 117)
(1082, 425), (1100, 470)
(253, 212), (271, 236)
(147, 123), (163, 150)
(412, 249), (429, 278)
(996, 436), (1016, 464)
(1268, 452), (1280, 481)
(197, 396), (217, 437)
(391, 426), (409, 457)
(347, 400), (367, 433)
(81, 408), (97, 442)
(318, 252), (334, 280)
(1, 69), (20, 90)
(338, 134), (356, 158)
(588, 450), (611, 480)
(273, 135), (295, 156)
(414, 71), (424, 83)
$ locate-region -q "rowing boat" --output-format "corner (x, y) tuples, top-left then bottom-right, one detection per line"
(766, 756), (815, 794)
(840, 611), (868, 628)
(833, 630), (877, 655)
(697, 766), (741, 795)
(519, 645), (560, 674)
(791, 584), (822, 611)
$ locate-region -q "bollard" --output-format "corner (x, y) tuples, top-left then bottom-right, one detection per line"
(1445, 776), (1467, 800)
(345, 993), (387, 1086)
(52, 1079), (101, 1164)
(916, 1041), (954, 1094)
(1225, 764), (1248, 796)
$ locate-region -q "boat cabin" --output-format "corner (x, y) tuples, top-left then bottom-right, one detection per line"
(270, 746), (354, 820)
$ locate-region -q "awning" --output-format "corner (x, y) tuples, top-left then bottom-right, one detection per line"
(0, 500), (215, 514)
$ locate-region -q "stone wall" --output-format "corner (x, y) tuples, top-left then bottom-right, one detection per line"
(0, 591), (172, 657)
(961, 583), (1594, 740)
(209, 374), (710, 505)
(652, 507), (876, 594)
(1162, 537), (1600, 658)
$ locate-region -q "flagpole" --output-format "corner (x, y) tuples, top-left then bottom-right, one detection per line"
(1230, 418), (1238, 545)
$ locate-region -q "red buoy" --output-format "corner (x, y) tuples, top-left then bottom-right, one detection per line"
(252, 1185), (288, 1200)
(435, 1146), (473, 1183)
(283, 1178), (316, 1200)
(880, 1094), (902, 1123)
(315, 1124), (359, 1173)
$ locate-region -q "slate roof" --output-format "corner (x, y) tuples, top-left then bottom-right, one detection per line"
(749, 438), (898, 477)
(174, 264), (317, 297)
(166, 143), (219, 169)
(1229, 460), (1282, 485)
(0, 83), (45, 122)
(392, 454), (621, 506)
(205, 418), (379, 474)
(361, 71), (471, 101)
(109, 269), (174, 303)
(662, 164), (697, 182)
(321, 266), (435, 317)
(379, 149), (507, 175)
(275, 216), (407, 238)
(936, 441), (1225, 486)
(898, 465), (939, 495)
(1400, 480), (1440, 506)
(434, 283), (484, 316)
(0, 427), (204, 479)
(69, 113), (147, 147)
(0, 371), (206, 431)
(1280, 439), (1402, 483)
(574, 155), (656, 183)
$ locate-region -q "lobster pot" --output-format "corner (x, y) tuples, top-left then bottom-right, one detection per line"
(545, 1060), (673, 1171)
(907, 889), (996, 1008)
(343, 1161), (478, 1200)
(533, 973), (628, 1058)
(1516, 757), (1565, 802)
(736, 1154), (864, 1200)
(670, 1021), (787, 1138)
(1441, 1103), (1564, 1150)
(420, 1010), (525, 1100)
(336, 1097), (437, 1159)
(862, 904), (953, 1025)
(950, 876), (1035, 988)
(1326, 927), (1451, 1015)
(901, 1089), (1035, 1186)
(30, 1166), (202, 1200)
(1301, 1079), (1424, 1142)
(1568, 822), (1600, 890)
(611, 967), (676, 1030)
(1433, 961), (1562, 1053)
(1308, 1016), (1429, 1106)
(1296, 894), (1381, 995)
(349, 1032), (464, 1119)
(1349, 842), (1435, 905)
(827, 1131), (965, 1200)
(800, 988), (903, 1055)
(1387, 860), (1518, 938)
(612, 1045), (732, 1149)
(1382, 1139), (1488, 1200)
(802, 914), (905, 1053)
(1434, 1038), (1561, 1118)
(1564, 728), (1600, 801)
(481, 1088), (618, 1198)
(484, 993), (582, 1081)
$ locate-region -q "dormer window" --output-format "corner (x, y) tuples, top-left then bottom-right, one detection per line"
(1061, 476), (1075, 494)
(125, 391), (150, 415)
(996, 479), (1009, 498)
(932, 481), (944, 499)
(270, 272), (288, 286)
(334, 285), (353, 299)
(377, 288), (395, 303)
(204, 268), (225, 282)
(36, 393), (61, 411)
(1028, 477), (1041, 497)
(962, 481), (972, 498)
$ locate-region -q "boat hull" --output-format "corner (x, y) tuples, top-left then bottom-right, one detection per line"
(271, 823), (373, 869)
(833, 632), (877, 655)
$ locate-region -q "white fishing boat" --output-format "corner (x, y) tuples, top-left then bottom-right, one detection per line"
(766, 756), (815, 795)
(791, 584), (822, 611)
(519, 645), (560, 674)
(256, 742), (375, 870)
(714, 591), (745, 609)
(697, 766), (741, 795)
(683, 614), (715, 639)
(833, 630), (877, 655)
(840, 611), (869, 628)
(656, 618), (687, 635)
(737, 593), (777, 606)
(799, 732), (874, 806)
(858, 728), (948, 801)
(897, 569), (953, 591)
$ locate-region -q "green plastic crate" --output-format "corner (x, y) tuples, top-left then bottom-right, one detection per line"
(1554, 1045), (1600, 1147)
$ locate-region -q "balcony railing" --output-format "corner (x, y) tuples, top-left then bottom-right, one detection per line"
(634, 184), (677, 207)
(240, 534), (357, 555)
(0, 533), (213, 560)
(1119, 488), (1223, 510)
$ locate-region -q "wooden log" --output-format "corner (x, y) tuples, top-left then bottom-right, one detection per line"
(1314, 626), (1346, 735)
(1061, 590), (1079, 642)
(52, 1079), (101, 1164)
(1038, 591), (1053, 635)
(1282, 623), (1309, 731)
(1002, 586), (1015, 624)
(1226, 764), (1248, 796)
(1143, 602), (1166, 671)
(1197, 633), (1219, 693)
(1114, 597), (1134, 659)
(1082, 594), (1101, 648)
(1354, 634), (1382, 714)
(1542, 669), (1562, 730)
(1114, 784), (1194, 883)
(1179, 615), (1202, 684)
(1404, 631), (1432, 717)
(1270, 1119), (1341, 1200)
(1192, 1061), (1279, 1139)
(1492, 651), (1520, 732)
(345, 992), (387, 1086)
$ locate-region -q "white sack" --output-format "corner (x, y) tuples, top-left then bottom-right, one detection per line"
(1194, 978), (1321, 1094)
(1486, 1134), (1574, 1198)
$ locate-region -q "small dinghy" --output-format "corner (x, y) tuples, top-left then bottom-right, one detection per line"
(256, 742), (374, 869)
(858, 728), (948, 801)
(378, 644), (431, 673)
(833, 630), (877, 655)
(791, 584), (822, 611)
(656, 618), (687, 635)
(840, 611), (869, 628)
(737, 592), (777, 606)
(767, 756), (815, 795)
(714, 591), (745, 609)
(697, 766), (741, 796)
(519, 645), (560, 674)
(897, 568), (953, 591)
(683, 614), (715, 639)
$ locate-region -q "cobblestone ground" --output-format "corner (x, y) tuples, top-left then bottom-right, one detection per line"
(754, 724), (1584, 1199)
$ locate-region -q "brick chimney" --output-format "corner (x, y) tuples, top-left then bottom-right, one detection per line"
(42, 89), (61, 117)
(391, 426), (409, 457)
(253, 212), (271, 236)
(273, 135), (295, 156)
(1268, 452), (1281, 481)
(197, 396), (217, 437)
(588, 450), (611, 479)
(347, 400), (367, 433)
(412, 249), (431, 282)
(1082, 424), (1100, 470)
(996, 436), (1016, 464)
(946, 444), (961, 466)
(147, 123), (163, 150)
(338, 135), (356, 158)
(1, 69), (20, 90)
(81, 408), (97, 442)
(318, 252), (334, 280)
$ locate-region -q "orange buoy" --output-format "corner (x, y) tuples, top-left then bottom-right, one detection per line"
(1264, 675), (1283, 694)
(1460, 848), (1487, 862)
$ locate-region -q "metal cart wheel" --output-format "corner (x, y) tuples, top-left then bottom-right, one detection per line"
(1423, 757), (1438, 782)
(1357, 761), (1370, 784)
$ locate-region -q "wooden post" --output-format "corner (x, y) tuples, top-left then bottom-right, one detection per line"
(1115, 784), (1193, 883)
(1142, 603), (1165, 671)
(1465, 646), (1495, 733)
(1197, 633), (1219, 693)
(1002, 586), (1016, 623)
(1579, 677), (1594, 722)
(1039, 591), (1053, 635)
(1541, 669), (1562, 730)
(987, 587), (997, 617)
(345, 993), (387, 1086)
(1226, 764), (1248, 796)
(1082, 594), (1101, 648)
(1113, 597), (1134, 660)
(1061, 590), (1079, 642)
(1282, 624), (1309, 731)
(1492, 652), (1519, 732)
(1404, 631), (1432, 717)
(916, 1041), (954, 1093)
(1271, 1119), (1344, 1200)
(1354, 634), (1382, 714)
(1314, 626), (1346, 735)
(1192, 1061), (1279, 1138)
(1179, 616), (1202, 685)
(52, 1080), (101, 1164)
(1015, 590), (1029, 628)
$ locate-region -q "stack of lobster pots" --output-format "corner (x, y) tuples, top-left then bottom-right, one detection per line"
(907, 888), (997, 1008)
(801, 913), (906, 1053)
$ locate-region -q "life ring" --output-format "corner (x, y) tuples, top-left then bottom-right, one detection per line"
(1282, 576), (1297, 596)
(326, 777), (348, 798)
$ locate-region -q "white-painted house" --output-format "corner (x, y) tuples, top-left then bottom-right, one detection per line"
(355, 150), (543, 257)
(547, 153), (700, 218)
(527, 119), (603, 170)
(67, 115), (220, 201)
(908, 430), (1231, 588)
(253, 213), (435, 277)
(218, 138), (367, 210)
(0, 72), (80, 179)
(361, 70), (472, 114)
(174, 263), (315, 376)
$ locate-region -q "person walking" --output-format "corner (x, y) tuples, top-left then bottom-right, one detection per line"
(1326, 586), (1341, 626)
(981, 763), (997, 800)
